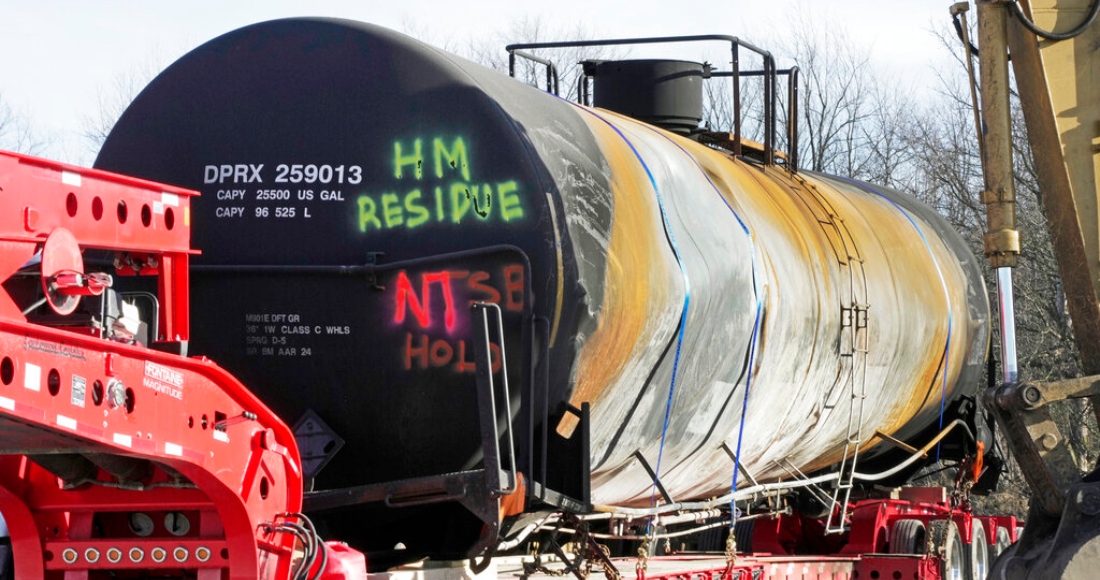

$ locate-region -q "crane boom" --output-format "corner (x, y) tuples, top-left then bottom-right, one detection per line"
(1009, 0), (1100, 373)
(977, 0), (1100, 577)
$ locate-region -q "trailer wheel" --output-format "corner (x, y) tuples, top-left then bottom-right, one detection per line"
(889, 519), (927, 554)
(0, 538), (10, 580)
(930, 519), (965, 580)
(991, 525), (1012, 560)
(966, 518), (989, 580)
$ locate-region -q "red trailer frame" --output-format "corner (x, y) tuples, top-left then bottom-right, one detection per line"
(0, 151), (304, 579)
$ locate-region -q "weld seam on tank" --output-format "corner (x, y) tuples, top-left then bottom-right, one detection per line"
(826, 174), (955, 458)
(576, 106), (693, 511)
(638, 123), (767, 516)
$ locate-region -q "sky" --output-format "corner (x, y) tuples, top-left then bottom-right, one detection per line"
(0, 1), (961, 166)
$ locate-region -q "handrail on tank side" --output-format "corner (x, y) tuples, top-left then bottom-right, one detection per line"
(508, 49), (561, 95)
(505, 34), (790, 168)
(472, 302), (519, 496)
(724, 66), (800, 172)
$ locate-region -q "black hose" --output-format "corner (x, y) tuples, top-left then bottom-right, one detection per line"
(953, 10), (1007, 61)
(1008, 0), (1100, 41)
(953, 12), (981, 57)
(953, 0), (1099, 58)
(298, 514), (327, 580)
(276, 524), (312, 580)
(273, 512), (328, 580)
(283, 522), (318, 580)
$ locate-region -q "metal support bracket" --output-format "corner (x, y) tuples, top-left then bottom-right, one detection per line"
(632, 450), (674, 505)
(364, 251), (385, 291)
(985, 376), (1100, 517)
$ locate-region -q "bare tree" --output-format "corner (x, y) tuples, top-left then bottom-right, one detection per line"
(702, 67), (767, 142)
(857, 83), (921, 189)
(0, 93), (48, 155)
(906, 96), (986, 231)
(399, 17), (463, 54)
(81, 56), (166, 155)
(778, 10), (874, 175)
(713, 6), (920, 186)
(461, 16), (627, 102)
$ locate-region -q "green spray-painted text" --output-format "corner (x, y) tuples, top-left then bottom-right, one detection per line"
(358, 136), (524, 232)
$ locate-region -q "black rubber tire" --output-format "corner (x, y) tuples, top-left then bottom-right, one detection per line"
(889, 519), (927, 554)
(930, 519), (965, 580)
(966, 518), (989, 580)
(0, 539), (11, 580)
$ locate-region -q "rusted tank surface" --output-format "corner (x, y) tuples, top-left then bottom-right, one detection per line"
(573, 115), (989, 504)
(94, 17), (988, 552)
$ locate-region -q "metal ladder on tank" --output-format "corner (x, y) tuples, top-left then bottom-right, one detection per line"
(786, 171), (870, 534)
(824, 258), (869, 534)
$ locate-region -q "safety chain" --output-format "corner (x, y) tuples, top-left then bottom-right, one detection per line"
(635, 545), (648, 580)
(725, 529), (738, 564)
(524, 550), (570, 578)
(522, 514), (621, 580)
(522, 519), (573, 578)
(717, 528), (739, 580)
(589, 538), (619, 580)
(951, 458), (976, 512)
(576, 540), (597, 579)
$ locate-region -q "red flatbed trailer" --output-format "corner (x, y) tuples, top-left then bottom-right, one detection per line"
(488, 493), (1015, 580)
(0, 151), (305, 579)
(406, 551), (962, 580)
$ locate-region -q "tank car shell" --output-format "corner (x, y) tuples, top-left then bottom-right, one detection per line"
(94, 16), (989, 540)
(550, 108), (987, 505)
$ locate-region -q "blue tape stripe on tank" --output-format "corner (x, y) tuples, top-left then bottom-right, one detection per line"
(577, 108), (692, 513)
(826, 174), (954, 462)
(643, 128), (763, 525)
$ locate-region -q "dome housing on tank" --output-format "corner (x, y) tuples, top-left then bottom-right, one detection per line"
(590, 59), (707, 134)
